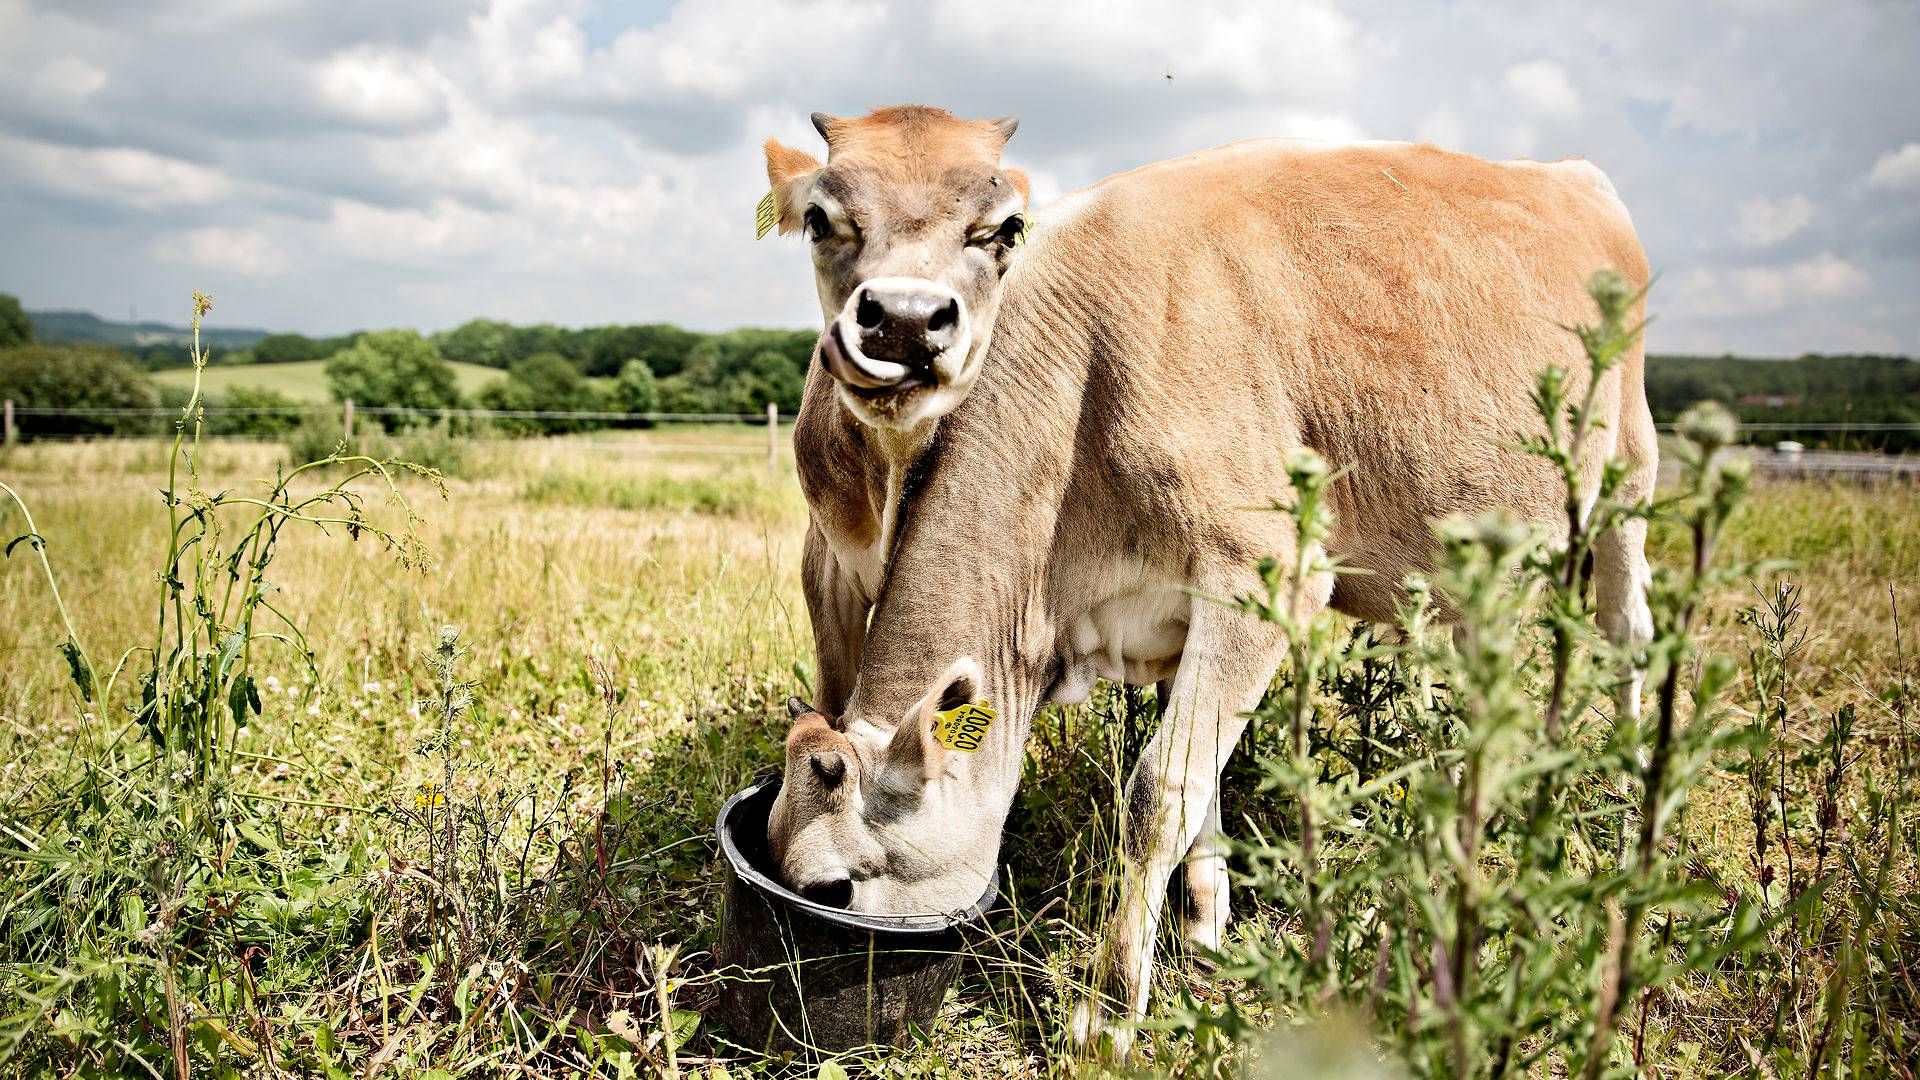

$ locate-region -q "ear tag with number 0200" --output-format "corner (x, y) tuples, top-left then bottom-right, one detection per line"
(754, 190), (778, 239)
(932, 701), (995, 752)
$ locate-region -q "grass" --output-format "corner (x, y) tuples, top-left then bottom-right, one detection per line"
(0, 423), (1914, 1073)
(151, 358), (506, 403)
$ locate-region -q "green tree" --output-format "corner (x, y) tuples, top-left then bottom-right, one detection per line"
(477, 352), (603, 434)
(653, 372), (706, 414)
(586, 323), (702, 378)
(662, 336), (808, 414)
(135, 342), (194, 369)
(210, 384), (303, 438)
(613, 359), (659, 416)
(323, 330), (460, 427)
(0, 294), (31, 349)
(504, 323), (592, 367)
(250, 333), (322, 365)
(0, 343), (157, 437)
(435, 319), (514, 369)
(723, 349), (805, 413)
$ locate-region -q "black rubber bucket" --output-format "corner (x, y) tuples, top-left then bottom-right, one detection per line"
(711, 777), (998, 1055)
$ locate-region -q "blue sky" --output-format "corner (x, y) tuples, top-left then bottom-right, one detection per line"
(1, 0), (1916, 356)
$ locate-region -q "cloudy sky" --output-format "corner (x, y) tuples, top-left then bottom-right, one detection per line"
(1, 0), (1916, 355)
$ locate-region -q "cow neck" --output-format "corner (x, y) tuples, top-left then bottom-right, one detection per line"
(850, 305), (1088, 805)
(866, 420), (938, 571)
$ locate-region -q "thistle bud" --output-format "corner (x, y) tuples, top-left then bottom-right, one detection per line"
(1284, 448), (1331, 489)
(1585, 268), (1633, 326)
(1677, 401), (1739, 453)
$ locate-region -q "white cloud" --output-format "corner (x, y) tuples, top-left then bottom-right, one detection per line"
(930, 0), (1357, 99)
(0, 135), (232, 207)
(1504, 60), (1581, 116)
(1731, 194), (1814, 249)
(1417, 106), (1465, 150)
(157, 227), (290, 275)
(0, 0), (1915, 357)
(600, 0), (891, 102)
(1734, 252), (1870, 311)
(313, 46), (449, 129)
(325, 197), (496, 264)
(1789, 252), (1871, 297)
(1866, 142), (1920, 189)
(29, 56), (106, 101)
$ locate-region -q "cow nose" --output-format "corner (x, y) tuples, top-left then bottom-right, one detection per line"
(852, 284), (963, 372)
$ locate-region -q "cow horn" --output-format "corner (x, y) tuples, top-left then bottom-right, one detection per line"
(786, 696), (817, 721)
(810, 112), (837, 144)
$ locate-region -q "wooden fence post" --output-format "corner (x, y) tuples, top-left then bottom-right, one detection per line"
(343, 398), (355, 443)
(767, 402), (778, 474)
(2, 399), (13, 445)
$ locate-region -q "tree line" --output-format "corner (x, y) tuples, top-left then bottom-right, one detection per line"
(1644, 353), (1920, 451)
(4, 293), (1917, 448)
(2, 296), (814, 439)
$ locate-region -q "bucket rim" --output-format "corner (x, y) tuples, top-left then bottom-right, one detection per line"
(716, 775), (999, 934)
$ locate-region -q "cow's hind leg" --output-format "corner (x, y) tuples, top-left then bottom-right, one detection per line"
(1181, 793), (1230, 956)
(1593, 513), (1654, 721)
(1592, 430), (1656, 723)
(1069, 596), (1295, 1055)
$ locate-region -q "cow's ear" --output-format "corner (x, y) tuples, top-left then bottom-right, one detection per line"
(764, 138), (823, 237)
(1001, 167), (1031, 207)
(888, 656), (981, 783)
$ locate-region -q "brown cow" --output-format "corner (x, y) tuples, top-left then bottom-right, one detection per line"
(763, 107), (1030, 721)
(761, 107), (1654, 1052)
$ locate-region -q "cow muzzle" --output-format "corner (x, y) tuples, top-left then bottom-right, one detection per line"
(821, 278), (971, 395)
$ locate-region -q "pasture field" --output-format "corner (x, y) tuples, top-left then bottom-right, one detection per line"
(0, 428), (1915, 1077)
(150, 359), (507, 403)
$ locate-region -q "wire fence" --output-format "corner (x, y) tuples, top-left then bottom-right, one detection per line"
(6, 404), (795, 422)
(3, 400), (1917, 482)
(3, 400), (1913, 430)
(1, 399), (796, 467)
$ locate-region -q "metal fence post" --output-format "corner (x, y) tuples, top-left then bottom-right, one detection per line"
(767, 402), (778, 474)
(343, 398), (354, 443)
(2, 399), (13, 445)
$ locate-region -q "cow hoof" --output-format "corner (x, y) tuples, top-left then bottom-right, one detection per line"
(1182, 917), (1225, 959)
(1067, 998), (1135, 1059)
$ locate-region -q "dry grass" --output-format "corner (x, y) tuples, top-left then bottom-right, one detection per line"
(1, 433), (1914, 1076)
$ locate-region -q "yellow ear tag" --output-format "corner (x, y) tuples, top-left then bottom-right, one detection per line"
(754, 190), (778, 239)
(1014, 209), (1033, 247)
(932, 701), (995, 752)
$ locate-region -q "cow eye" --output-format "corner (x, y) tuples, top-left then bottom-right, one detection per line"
(804, 205), (832, 242)
(973, 213), (1026, 248)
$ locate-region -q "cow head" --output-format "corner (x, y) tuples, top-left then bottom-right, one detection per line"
(764, 106), (1029, 431)
(768, 657), (999, 914)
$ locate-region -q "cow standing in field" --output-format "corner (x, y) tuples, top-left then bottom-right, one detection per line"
(762, 106), (1655, 1051)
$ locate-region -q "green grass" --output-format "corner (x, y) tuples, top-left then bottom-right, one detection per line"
(0, 422), (1914, 1076)
(520, 464), (795, 518)
(151, 358), (505, 403)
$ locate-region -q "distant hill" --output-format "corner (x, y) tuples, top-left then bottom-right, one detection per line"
(28, 309), (271, 350)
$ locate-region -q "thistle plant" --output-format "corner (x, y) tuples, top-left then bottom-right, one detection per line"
(0, 294), (441, 1076)
(1167, 275), (1784, 1079)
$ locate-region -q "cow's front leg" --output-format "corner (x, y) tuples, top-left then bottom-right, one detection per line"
(801, 523), (869, 719)
(1069, 600), (1292, 1055)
